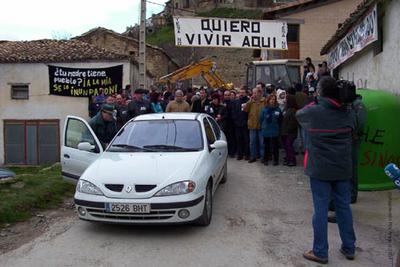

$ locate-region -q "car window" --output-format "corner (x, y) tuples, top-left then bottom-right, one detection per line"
(108, 120), (203, 152)
(65, 118), (97, 150)
(203, 118), (216, 145)
(207, 117), (221, 140)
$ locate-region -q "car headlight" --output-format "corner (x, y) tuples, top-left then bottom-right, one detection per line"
(155, 181), (196, 196)
(76, 179), (104, 195)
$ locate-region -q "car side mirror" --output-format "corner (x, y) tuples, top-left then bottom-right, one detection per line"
(77, 142), (95, 152)
(210, 140), (227, 150)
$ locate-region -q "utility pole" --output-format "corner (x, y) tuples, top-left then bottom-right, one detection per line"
(139, 0), (146, 89)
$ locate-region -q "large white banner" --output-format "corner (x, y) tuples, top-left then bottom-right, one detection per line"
(173, 16), (288, 50)
(327, 5), (378, 69)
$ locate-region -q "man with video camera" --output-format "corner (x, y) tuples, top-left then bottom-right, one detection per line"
(296, 76), (357, 264)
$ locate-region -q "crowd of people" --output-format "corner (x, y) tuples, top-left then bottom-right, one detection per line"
(87, 57), (333, 166)
(87, 57), (367, 264)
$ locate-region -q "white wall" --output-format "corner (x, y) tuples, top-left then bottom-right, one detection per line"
(338, 0), (400, 95)
(0, 61), (131, 165)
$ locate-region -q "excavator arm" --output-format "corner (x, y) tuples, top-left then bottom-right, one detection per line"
(159, 58), (233, 89)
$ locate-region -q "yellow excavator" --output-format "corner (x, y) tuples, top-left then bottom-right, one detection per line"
(159, 58), (234, 90)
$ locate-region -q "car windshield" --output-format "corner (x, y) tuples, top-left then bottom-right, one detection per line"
(108, 119), (203, 152)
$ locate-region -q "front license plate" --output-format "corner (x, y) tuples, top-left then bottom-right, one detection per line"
(105, 203), (151, 213)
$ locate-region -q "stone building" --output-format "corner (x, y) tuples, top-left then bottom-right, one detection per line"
(0, 39), (152, 165)
(75, 27), (180, 82)
(321, 0), (399, 95)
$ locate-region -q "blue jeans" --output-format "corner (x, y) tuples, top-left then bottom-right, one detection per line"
(249, 129), (264, 159)
(310, 178), (356, 258)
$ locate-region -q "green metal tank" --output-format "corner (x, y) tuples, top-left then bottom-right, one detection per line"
(357, 89), (400, 190)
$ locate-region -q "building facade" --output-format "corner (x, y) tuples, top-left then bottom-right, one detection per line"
(321, 0), (399, 95)
(263, 0), (362, 64)
(0, 40), (150, 165)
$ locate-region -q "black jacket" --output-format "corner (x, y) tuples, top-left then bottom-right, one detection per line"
(192, 98), (210, 113)
(296, 97), (356, 181)
(231, 96), (249, 128)
(207, 103), (227, 131)
(127, 99), (151, 120)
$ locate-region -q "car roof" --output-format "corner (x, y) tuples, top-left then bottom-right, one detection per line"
(133, 112), (206, 121)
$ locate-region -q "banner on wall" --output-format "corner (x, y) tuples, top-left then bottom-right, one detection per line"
(327, 5), (378, 69)
(48, 65), (123, 97)
(173, 16), (288, 50)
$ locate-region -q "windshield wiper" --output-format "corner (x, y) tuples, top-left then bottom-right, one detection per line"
(143, 145), (199, 152)
(109, 144), (154, 152)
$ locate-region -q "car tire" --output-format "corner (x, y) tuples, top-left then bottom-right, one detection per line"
(220, 161), (227, 184)
(195, 181), (213, 226)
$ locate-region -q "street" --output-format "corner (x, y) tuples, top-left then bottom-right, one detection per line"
(0, 158), (399, 267)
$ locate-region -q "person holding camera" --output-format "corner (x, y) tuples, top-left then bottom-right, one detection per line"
(296, 77), (357, 264)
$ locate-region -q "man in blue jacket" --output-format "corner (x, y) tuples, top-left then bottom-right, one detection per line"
(296, 77), (357, 264)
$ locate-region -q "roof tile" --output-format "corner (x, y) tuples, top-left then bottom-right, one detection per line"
(0, 39), (129, 63)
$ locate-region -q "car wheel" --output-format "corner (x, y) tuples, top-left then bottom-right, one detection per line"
(195, 181), (213, 226)
(220, 161), (227, 184)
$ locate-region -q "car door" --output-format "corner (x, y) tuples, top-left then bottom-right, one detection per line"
(61, 116), (103, 183)
(203, 117), (221, 190)
(207, 117), (227, 182)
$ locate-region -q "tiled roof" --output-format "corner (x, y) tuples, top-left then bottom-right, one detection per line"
(320, 0), (378, 55)
(0, 39), (130, 63)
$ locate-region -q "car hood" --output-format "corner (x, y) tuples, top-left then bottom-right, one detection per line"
(81, 151), (202, 199)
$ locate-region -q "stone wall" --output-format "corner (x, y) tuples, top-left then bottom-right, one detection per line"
(158, 42), (254, 88)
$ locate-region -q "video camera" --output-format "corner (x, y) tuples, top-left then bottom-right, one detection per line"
(336, 80), (357, 104)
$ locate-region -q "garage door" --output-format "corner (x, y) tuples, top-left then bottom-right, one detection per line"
(4, 120), (60, 165)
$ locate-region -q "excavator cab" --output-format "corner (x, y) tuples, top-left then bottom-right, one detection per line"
(246, 59), (302, 89)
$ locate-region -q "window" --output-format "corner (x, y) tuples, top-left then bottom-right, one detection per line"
(11, 84), (29, 99)
(287, 24), (299, 42)
(109, 120), (203, 152)
(183, 0), (190, 8)
(374, 4), (384, 56)
(65, 119), (96, 150)
(203, 118), (216, 145)
(4, 120), (59, 165)
(208, 117), (221, 140)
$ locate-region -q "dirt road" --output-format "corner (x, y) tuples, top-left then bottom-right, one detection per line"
(1, 159), (399, 267)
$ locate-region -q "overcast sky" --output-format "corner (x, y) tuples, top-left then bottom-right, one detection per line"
(0, 0), (166, 41)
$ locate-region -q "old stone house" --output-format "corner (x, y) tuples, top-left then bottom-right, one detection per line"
(74, 28), (180, 82)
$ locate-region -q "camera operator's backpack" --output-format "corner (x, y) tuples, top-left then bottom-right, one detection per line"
(337, 80), (357, 104)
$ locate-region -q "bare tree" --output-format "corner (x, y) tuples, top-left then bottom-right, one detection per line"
(52, 31), (72, 40)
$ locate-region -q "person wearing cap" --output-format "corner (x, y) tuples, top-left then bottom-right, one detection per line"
(166, 90), (191, 112)
(127, 88), (151, 120)
(297, 76), (357, 264)
(89, 104), (118, 148)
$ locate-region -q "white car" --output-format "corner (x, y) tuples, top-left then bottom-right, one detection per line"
(61, 113), (228, 226)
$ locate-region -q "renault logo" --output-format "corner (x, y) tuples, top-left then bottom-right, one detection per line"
(125, 185), (133, 193)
